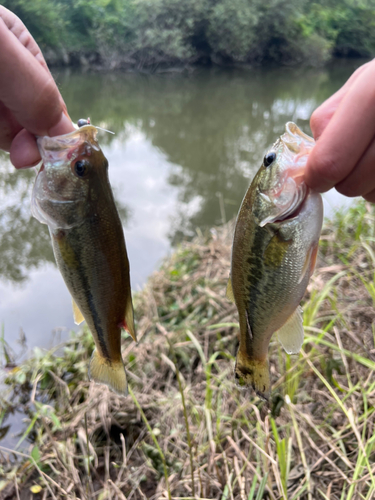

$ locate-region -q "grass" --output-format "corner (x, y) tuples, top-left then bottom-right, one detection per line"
(1, 200), (375, 499)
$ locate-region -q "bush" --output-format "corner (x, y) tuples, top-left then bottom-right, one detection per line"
(4, 0), (375, 67)
(206, 0), (261, 62)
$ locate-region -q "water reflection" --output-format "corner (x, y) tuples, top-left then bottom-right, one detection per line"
(0, 60), (365, 351)
(0, 156), (54, 282)
(55, 62), (362, 244)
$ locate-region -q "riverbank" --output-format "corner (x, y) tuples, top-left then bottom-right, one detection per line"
(5, 0), (375, 71)
(1, 201), (375, 499)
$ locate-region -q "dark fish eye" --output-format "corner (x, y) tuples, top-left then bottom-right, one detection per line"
(77, 118), (90, 128)
(74, 160), (88, 177)
(264, 151), (276, 167)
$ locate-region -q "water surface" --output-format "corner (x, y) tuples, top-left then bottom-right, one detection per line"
(0, 60), (362, 382)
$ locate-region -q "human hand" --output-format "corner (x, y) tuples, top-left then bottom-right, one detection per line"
(0, 6), (75, 169)
(305, 59), (375, 202)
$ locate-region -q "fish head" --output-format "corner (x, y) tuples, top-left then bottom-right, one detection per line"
(251, 122), (315, 227)
(32, 125), (109, 230)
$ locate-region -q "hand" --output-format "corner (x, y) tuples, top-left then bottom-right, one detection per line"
(305, 59), (375, 202)
(0, 6), (75, 168)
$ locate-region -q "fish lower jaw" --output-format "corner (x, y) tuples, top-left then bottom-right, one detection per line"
(269, 186), (309, 225)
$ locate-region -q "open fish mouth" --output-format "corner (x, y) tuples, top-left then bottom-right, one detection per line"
(270, 184), (308, 224)
(258, 181), (307, 227)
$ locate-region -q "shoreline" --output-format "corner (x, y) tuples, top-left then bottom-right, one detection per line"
(44, 50), (367, 73)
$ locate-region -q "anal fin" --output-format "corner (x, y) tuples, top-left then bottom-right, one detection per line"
(72, 299), (85, 325)
(276, 306), (304, 354)
(118, 293), (137, 342)
(298, 242), (319, 284)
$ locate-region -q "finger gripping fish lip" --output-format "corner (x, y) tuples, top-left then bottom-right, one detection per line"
(37, 125), (100, 167)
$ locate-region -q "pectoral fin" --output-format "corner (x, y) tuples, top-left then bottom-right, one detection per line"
(226, 277), (235, 303)
(298, 242), (319, 284)
(276, 306), (304, 354)
(309, 243), (319, 275)
(72, 299), (85, 325)
(118, 293), (137, 343)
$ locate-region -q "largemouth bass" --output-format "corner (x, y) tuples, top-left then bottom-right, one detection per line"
(227, 122), (323, 399)
(31, 124), (136, 396)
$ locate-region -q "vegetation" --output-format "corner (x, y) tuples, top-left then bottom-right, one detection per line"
(4, 0), (375, 69)
(1, 201), (375, 498)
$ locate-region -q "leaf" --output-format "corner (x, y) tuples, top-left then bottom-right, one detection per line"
(15, 371), (26, 384)
(31, 446), (41, 464)
(49, 412), (62, 430)
(30, 484), (42, 494)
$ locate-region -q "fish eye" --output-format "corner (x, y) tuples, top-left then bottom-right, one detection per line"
(74, 160), (89, 177)
(264, 151), (276, 167)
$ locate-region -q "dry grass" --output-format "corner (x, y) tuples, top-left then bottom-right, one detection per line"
(1, 201), (375, 499)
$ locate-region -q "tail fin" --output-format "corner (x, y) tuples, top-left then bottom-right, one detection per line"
(235, 350), (270, 400)
(88, 349), (128, 396)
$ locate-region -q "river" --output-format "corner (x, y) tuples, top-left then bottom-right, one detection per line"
(0, 61), (363, 447)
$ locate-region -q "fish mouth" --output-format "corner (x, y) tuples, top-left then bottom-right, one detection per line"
(38, 125), (99, 152)
(272, 186), (309, 224)
(37, 125), (100, 166)
(258, 181), (308, 227)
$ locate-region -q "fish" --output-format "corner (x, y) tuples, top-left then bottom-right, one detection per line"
(227, 122), (323, 400)
(31, 124), (136, 396)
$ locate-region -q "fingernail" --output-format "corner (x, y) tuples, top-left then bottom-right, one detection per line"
(48, 112), (75, 137)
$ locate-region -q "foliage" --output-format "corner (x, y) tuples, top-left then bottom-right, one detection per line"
(2, 0), (66, 49)
(206, 0), (261, 62)
(2, 202), (375, 498)
(299, 0), (375, 57)
(3, 0), (375, 68)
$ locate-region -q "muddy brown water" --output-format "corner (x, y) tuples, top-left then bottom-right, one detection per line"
(0, 60), (363, 449)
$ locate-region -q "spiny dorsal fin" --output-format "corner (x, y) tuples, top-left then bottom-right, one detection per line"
(72, 298), (85, 325)
(226, 277), (235, 303)
(276, 306), (304, 354)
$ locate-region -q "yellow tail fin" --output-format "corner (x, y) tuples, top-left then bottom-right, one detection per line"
(235, 350), (270, 400)
(88, 349), (127, 396)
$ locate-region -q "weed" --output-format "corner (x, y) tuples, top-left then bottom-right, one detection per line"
(1, 202), (375, 499)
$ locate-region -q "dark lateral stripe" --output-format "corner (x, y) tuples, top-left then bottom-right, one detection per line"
(247, 225), (267, 317)
(60, 237), (110, 361)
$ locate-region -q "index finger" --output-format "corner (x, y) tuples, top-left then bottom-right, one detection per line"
(310, 61), (371, 140)
(0, 7), (73, 137)
(305, 62), (375, 192)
